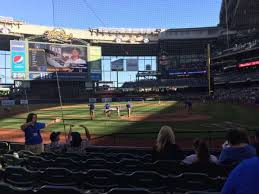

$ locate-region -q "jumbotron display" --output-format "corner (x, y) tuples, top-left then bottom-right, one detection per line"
(10, 40), (102, 81)
(28, 42), (87, 80)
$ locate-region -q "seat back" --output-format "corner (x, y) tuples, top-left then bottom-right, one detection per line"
(117, 159), (142, 173)
(126, 171), (166, 191)
(84, 169), (118, 190)
(3, 154), (23, 166)
(83, 159), (109, 170)
(53, 157), (79, 171)
(4, 166), (38, 187)
(174, 173), (216, 192)
(10, 143), (25, 152)
(18, 150), (35, 158)
(0, 182), (34, 194)
(107, 188), (151, 194)
(40, 168), (78, 186)
(153, 160), (184, 175)
(26, 156), (51, 170)
(36, 185), (83, 194)
(0, 142), (9, 154)
(185, 162), (225, 178)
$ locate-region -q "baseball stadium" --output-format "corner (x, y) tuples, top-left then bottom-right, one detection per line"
(0, 0), (258, 193)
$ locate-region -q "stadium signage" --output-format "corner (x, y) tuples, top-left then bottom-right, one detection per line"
(10, 40), (26, 74)
(238, 60), (259, 68)
(169, 70), (206, 76)
(89, 98), (97, 103)
(20, 100), (28, 105)
(43, 28), (73, 43)
(10, 40), (25, 51)
(1, 100), (15, 106)
(111, 59), (124, 71)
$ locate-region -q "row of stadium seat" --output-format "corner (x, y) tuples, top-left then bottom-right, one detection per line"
(39, 151), (153, 162)
(2, 154), (235, 177)
(0, 141), (222, 158)
(0, 166), (225, 193)
(0, 183), (220, 194)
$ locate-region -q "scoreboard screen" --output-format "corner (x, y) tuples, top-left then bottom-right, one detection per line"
(28, 42), (88, 80)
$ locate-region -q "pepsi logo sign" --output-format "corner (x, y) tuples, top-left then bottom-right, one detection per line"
(13, 55), (24, 64)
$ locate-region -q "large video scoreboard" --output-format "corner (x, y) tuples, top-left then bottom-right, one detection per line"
(10, 40), (102, 81)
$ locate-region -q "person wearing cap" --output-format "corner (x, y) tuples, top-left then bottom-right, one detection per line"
(65, 125), (91, 153)
(45, 131), (65, 153)
(126, 102), (132, 117)
(104, 103), (111, 117)
(88, 103), (95, 120)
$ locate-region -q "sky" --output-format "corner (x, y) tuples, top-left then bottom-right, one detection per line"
(0, 0), (222, 29)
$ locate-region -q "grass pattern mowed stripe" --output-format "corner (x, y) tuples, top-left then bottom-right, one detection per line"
(1, 101), (259, 138)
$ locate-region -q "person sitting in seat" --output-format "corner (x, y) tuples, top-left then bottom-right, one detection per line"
(45, 132), (65, 153)
(219, 129), (256, 164)
(152, 125), (184, 161)
(182, 139), (218, 165)
(253, 129), (259, 156)
(65, 125), (91, 153)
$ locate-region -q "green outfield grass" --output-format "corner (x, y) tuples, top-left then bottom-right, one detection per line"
(0, 101), (259, 139)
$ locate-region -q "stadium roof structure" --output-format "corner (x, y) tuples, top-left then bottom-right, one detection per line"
(0, 0), (258, 55)
(219, 0), (259, 30)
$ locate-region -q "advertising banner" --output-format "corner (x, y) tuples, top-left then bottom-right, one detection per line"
(1, 100), (15, 106)
(111, 59), (124, 71)
(126, 59), (138, 71)
(10, 40), (26, 76)
(87, 46), (102, 81)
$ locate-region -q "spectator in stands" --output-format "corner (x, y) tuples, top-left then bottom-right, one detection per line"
(45, 132), (65, 153)
(152, 126), (184, 161)
(219, 129), (256, 164)
(20, 113), (60, 154)
(253, 129), (259, 156)
(239, 129), (250, 144)
(65, 125), (91, 153)
(182, 139), (218, 165)
(221, 157), (259, 194)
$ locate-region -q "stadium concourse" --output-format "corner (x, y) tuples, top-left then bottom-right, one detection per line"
(0, 0), (259, 193)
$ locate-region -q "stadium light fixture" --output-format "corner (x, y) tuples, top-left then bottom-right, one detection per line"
(0, 27), (10, 34)
(115, 37), (122, 43)
(143, 38), (149, 43)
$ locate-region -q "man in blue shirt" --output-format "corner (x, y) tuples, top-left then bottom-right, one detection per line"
(219, 129), (256, 163)
(252, 129), (259, 156)
(126, 102), (132, 117)
(104, 103), (111, 117)
(221, 157), (259, 194)
(21, 113), (60, 154)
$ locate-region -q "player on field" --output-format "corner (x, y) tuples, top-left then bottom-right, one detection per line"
(126, 102), (132, 117)
(185, 100), (192, 113)
(104, 103), (111, 117)
(88, 103), (95, 120)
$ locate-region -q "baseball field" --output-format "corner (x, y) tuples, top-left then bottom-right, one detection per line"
(0, 101), (259, 147)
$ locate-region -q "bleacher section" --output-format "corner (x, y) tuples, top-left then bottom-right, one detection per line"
(214, 70), (259, 84)
(0, 141), (232, 194)
(122, 78), (208, 90)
